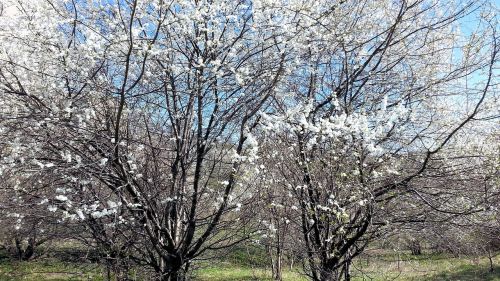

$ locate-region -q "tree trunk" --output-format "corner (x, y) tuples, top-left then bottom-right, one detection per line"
(23, 238), (35, 260)
(318, 260), (339, 281)
(319, 269), (338, 281)
(14, 237), (35, 261)
(168, 271), (179, 281)
(409, 240), (422, 255)
(318, 258), (352, 281)
(344, 259), (351, 281)
(274, 247), (282, 281)
(268, 245), (275, 278)
(159, 256), (184, 281)
(488, 250), (494, 273)
(15, 238), (23, 260)
(106, 264), (111, 281)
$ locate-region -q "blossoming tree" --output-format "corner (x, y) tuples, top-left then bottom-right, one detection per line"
(0, 0), (498, 280)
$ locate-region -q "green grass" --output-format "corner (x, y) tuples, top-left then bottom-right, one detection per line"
(0, 259), (104, 281)
(194, 263), (305, 280)
(0, 252), (498, 280)
(194, 253), (500, 281)
(351, 252), (500, 281)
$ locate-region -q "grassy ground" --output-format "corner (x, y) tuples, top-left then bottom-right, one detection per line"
(194, 252), (500, 281)
(0, 259), (104, 281)
(350, 252), (500, 281)
(0, 252), (498, 280)
(194, 264), (305, 281)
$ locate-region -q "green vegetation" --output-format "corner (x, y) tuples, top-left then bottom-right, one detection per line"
(350, 252), (500, 281)
(192, 253), (500, 281)
(0, 252), (498, 280)
(194, 264), (305, 281)
(0, 259), (103, 281)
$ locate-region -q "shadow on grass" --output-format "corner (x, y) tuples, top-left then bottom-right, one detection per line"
(0, 258), (104, 281)
(424, 264), (500, 281)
